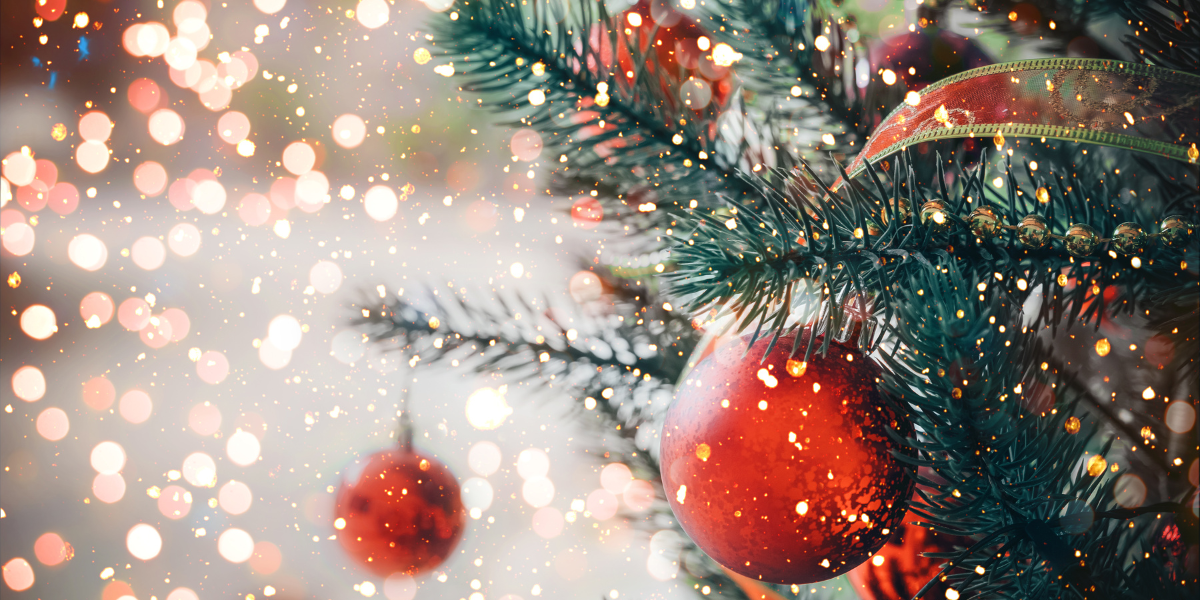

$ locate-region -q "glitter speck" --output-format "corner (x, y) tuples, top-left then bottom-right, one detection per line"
(695, 443), (711, 462)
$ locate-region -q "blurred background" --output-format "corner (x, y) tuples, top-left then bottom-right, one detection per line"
(4, 1), (1190, 600)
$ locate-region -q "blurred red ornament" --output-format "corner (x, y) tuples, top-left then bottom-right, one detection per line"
(660, 332), (913, 584)
(847, 516), (967, 600)
(335, 437), (465, 577)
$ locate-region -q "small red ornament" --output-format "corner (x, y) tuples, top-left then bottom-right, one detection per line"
(660, 332), (913, 584)
(335, 426), (465, 577)
(847, 516), (966, 600)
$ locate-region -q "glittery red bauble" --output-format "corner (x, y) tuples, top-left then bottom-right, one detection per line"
(847, 516), (967, 600)
(335, 446), (465, 577)
(660, 333), (913, 584)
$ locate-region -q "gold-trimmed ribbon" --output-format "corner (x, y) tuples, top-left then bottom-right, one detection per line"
(833, 58), (1200, 190)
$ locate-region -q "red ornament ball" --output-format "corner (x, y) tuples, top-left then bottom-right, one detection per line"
(660, 332), (914, 584)
(335, 445), (465, 577)
(847, 515), (966, 600)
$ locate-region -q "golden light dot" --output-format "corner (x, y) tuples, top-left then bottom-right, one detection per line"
(720, 399), (730, 408)
(626, 13), (642, 27)
(796, 501), (809, 516)
(695, 443), (711, 462)
(675, 485), (686, 504)
(1140, 426), (1152, 439)
(813, 35), (830, 52)
(872, 555), (885, 566)
(975, 566), (986, 575)
(790, 85), (802, 96)
(1124, 112), (1135, 125)
(1094, 338), (1111, 357)
(334, 518), (346, 529)
(532, 62), (546, 76)
(711, 43), (742, 67)
(993, 130), (1005, 149)
(758, 400), (768, 410)
(428, 316), (440, 329)
(951, 388), (963, 399)
(1007, 11), (1018, 21)
(812, 383), (821, 393)
(1064, 416), (1081, 434)
(51, 123), (67, 140)
(934, 104), (949, 124)
(236, 140), (255, 157)
(947, 589), (961, 600)
(418, 459), (430, 471)
(904, 91), (921, 106)
(1036, 187), (1050, 204)
(528, 89), (546, 106)
(1141, 387), (1155, 400)
(595, 93), (610, 108)
(1189, 143), (1199, 163)
(881, 69), (896, 85)
(1086, 454), (1107, 476)
(1057, 273), (1068, 287)
(413, 48), (431, 65)
(7, 272), (19, 288)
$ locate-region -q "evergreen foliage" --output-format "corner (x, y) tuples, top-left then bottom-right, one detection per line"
(363, 0), (1199, 597)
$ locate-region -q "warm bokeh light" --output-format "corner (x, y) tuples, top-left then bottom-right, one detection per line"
(20, 304), (58, 340)
(466, 387), (513, 430)
(91, 441), (127, 475)
(168, 223), (202, 256)
(12, 365), (46, 402)
(2, 221), (35, 256)
(196, 350), (230, 384)
(126, 524), (163, 560)
(600, 463), (633, 494)
(249, 542), (282, 575)
(192, 180), (227, 214)
(128, 78), (164, 113)
(165, 37), (199, 70)
(218, 528), (255, 563)
(182, 452), (218, 488)
(623, 479), (656, 512)
(383, 573), (417, 600)
(356, 0), (390, 29)
(119, 390), (153, 424)
(268, 315), (303, 351)
(521, 476), (555, 508)
(2, 152), (36, 186)
(532, 506), (564, 538)
(134, 161), (169, 196)
(238, 193), (272, 226)
(117, 297), (152, 331)
(258, 337), (292, 370)
(219, 480), (253, 515)
(68, 233), (108, 271)
(131, 236), (167, 270)
(217, 111), (251, 143)
(1, 557), (34, 591)
(309, 260), (343, 294)
(149, 109), (185, 145)
(511, 129), (543, 161)
(93, 473), (127, 504)
(516, 447), (550, 479)
(461, 477), (495, 512)
(587, 488), (619, 520)
(82, 376), (116, 411)
(36, 407), (69, 441)
(76, 140), (110, 173)
(227, 430), (262, 466)
(158, 485), (194, 519)
(468, 441), (502, 476)
(282, 142), (316, 175)
(188, 402), (223, 435)
(34, 532), (70, 566)
(255, 0), (288, 14)
(332, 114), (367, 148)
(79, 111), (113, 142)
(363, 185), (399, 221)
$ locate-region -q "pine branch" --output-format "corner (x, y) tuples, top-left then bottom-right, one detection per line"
(352, 274), (754, 598)
(665, 148), (1197, 358)
(880, 259), (1194, 599)
(428, 0), (784, 217)
(693, 0), (871, 153)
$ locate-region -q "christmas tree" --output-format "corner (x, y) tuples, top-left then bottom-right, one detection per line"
(362, 0), (1199, 598)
